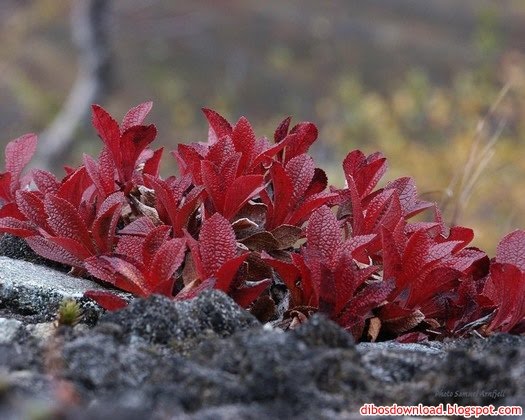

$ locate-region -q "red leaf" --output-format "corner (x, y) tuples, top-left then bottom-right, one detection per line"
(149, 238), (186, 288)
(496, 230), (525, 272)
(223, 175), (265, 220)
(343, 150), (387, 198)
(0, 217), (36, 237)
(119, 124), (157, 181)
(484, 262), (525, 332)
(84, 290), (129, 311)
(32, 169), (59, 194)
(201, 160), (226, 212)
(15, 191), (48, 230)
(26, 236), (84, 267)
(285, 154), (315, 203)
(267, 162), (293, 229)
(143, 147), (164, 177)
(5, 133), (37, 192)
(121, 101), (153, 132)
(232, 117), (256, 174)
(199, 213), (238, 278)
(92, 201), (122, 254)
(44, 195), (92, 246)
(385, 177), (433, 218)
(214, 253), (249, 292)
(231, 279), (271, 308)
(274, 116), (292, 143)
(142, 225), (172, 267)
(306, 206), (340, 263)
(202, 108), (232, 142)
(285, 122), (318, 161)
(92, 105), (121, 163)
(287, 192), (338, 226)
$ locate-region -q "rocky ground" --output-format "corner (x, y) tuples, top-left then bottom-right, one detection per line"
(0, 236), (524, 419)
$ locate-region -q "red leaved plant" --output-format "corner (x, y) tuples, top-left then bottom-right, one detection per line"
(0, 102), (523, 342)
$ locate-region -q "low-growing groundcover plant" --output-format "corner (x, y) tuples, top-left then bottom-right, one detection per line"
(0, 102), (523, 342)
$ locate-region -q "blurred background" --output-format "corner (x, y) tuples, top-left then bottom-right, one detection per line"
(0, 0), (524, 253)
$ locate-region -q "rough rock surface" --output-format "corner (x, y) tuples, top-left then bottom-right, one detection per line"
(0, 256), (523, 419)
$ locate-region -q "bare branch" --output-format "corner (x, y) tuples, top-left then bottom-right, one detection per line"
(35, 0), (112, 171)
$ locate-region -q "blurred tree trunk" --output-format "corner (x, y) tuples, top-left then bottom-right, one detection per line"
(35, 0), (112, 171)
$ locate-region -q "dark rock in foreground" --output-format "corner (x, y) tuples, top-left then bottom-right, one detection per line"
(0, 257), (524, 419)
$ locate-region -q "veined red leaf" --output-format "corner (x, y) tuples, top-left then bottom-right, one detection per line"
(26, 236), (84, 267)
(286, 192), (338, 226)
(15, 191), (48, 230)
(199, 213), (238, 278)
(142, 225), (172, 267)
(92, 105), (121, 163)
(0, 217), (36, 237)
(285, 122), (318, 162)
(286, 154), (315, 203)
(496, 230), (525, 271)
(121, 101), (153, 132)
(202, 108), (232, 143)
(92, 202), (122, 254)
(223, 175), (264, 220)
(32, 169), (59, 194)
(232, 116), (256, 174)
(44, 195), (91, 246)
(149, 238), (187, 289)
(306, 205), (340, 263)
(5, 133), (37, 192)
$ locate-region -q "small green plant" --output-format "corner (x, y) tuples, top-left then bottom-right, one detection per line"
(56, 299), (83, 327)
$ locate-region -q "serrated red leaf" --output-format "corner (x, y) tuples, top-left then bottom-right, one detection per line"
(44, 194), (92, 248)
(92, 201), (122, 254)
(306, 206), (340, 263)
(142, 225), (172, 267)
(92, 105), (121, 162)
(286, 154), (315, 203)
(26, 236), (84, 267)
(32, 169), (59, 194)
(121, 101), (153, 132)
(496, 230), (525, 271)
(232, 116), (256, 174)
(5, 133), (37, 193)
(285, 122), (318, 162)
(267, 162), (293, 229)
(202, 108), (232, 142)
(199, 213), (238, 278)
(0, 217), (36, 237)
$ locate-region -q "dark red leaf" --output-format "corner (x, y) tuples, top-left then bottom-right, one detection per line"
(84, 290), (129, 311)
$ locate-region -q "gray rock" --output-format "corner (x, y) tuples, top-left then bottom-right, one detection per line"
(0, 256), (130, 323)
(0, 257), (523, 418)
(101, 290), (261, 348)
(0, 318), (22, 344)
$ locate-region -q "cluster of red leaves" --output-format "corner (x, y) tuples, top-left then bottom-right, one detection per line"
(0, 102), (523, 342)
